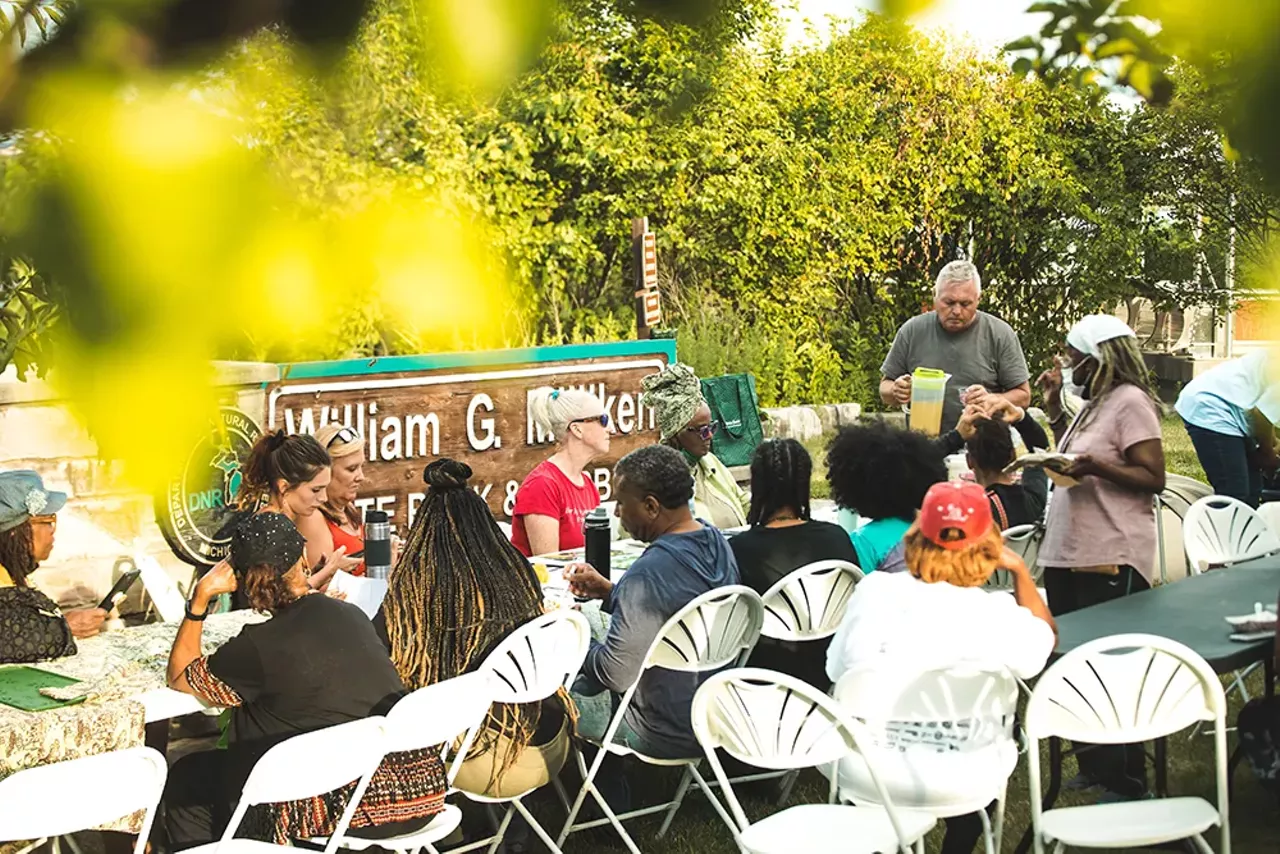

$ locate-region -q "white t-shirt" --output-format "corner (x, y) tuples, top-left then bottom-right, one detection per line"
(826, 571), (1056, 684)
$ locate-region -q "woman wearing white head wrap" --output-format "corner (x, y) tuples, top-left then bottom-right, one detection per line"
(510, 387), (614, 556)
(1035, 314), (1165, 802)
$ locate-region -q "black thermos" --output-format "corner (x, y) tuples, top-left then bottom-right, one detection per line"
(583, 507), (611, 579)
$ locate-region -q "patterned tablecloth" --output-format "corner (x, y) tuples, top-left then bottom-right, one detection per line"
(0, 611), (264, 845)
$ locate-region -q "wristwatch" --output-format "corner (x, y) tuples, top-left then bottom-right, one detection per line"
(185, 600), (209, 622)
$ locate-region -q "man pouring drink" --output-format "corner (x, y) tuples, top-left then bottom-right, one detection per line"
(880, 260), (1031, 434)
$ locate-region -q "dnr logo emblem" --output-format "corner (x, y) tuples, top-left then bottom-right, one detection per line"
(159, 407), (261, 566)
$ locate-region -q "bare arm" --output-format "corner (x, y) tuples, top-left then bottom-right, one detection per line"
(1071, 438), (1166, 495)
(996, 382), (1031, 410)
(1003, 547), (1057, 641)
(295, 510), (333, 572)
(879, 377), (898, 407)
(167, 561), (235, 695)
(522, 514), (562, 557)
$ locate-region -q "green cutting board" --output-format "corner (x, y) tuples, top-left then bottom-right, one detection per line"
(0, 665), (84, 711)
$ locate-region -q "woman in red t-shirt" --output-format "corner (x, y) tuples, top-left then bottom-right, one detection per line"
(511, 387), (614, 556)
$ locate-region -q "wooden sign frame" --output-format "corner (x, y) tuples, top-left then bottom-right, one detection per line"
(266, 340), (675, 531)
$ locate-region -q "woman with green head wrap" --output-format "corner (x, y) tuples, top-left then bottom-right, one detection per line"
(640, 363), (749, 530)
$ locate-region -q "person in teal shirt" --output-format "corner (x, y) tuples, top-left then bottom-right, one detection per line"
(826, 421), (947, 572)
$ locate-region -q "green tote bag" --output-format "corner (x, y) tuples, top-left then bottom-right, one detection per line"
(700, 373), (765, 468)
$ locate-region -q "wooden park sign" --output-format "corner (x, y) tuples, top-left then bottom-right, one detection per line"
(266, 340), (675, 531)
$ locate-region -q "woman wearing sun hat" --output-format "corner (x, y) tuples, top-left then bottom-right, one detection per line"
(826, 480), (1056, 854)
(0, 470), (107, 662)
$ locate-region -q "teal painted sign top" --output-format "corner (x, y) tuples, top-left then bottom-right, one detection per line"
(275, 340), (678, 382)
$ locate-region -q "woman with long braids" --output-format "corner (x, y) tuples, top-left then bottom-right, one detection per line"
(374, 459), (574, 801)
(1037, 315), (1165, 803)
(729, 439), (858, 690)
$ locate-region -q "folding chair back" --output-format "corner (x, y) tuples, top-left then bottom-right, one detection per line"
(478, 609), (591, 704)
(834, 664), (1020, 753)
(1025, 634), (1229, 854)
(692, 668), (919, 848)
(222, 717), (388, 854)
(760, 560), (862, 642)
(0, 747), (167, 853)
(643, 585), (764, 673)
(386, 671), (494, 781)
(1183, 495), (1280, 574)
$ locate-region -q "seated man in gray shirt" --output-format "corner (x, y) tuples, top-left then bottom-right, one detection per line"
(566, 444), (740, 759)
(880, 260), (1031, 433)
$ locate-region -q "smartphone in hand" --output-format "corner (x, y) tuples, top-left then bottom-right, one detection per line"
(98, 569), (142, 611)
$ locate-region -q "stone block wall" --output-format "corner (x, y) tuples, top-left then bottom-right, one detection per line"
(0, 362), (277, 613)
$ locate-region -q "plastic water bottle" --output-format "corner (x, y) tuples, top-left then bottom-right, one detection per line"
(364, 510), (392, 580)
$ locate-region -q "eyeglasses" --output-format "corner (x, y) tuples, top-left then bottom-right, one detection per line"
(326, 427), (360, 449)
(686, 422), (719, 442)
(30, 515), (56, 531)
(570, 414), (611, 429)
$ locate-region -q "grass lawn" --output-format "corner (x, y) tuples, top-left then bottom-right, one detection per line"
(545, 416), (1279, 853)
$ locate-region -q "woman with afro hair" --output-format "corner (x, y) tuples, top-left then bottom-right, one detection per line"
(825, 420), (947, 572)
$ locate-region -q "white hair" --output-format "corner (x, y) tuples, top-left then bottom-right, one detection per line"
(528, 387), (604, 442)
(934, 260), (982, 298)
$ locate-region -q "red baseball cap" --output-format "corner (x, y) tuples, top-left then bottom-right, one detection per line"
(919, 481), (993, 550)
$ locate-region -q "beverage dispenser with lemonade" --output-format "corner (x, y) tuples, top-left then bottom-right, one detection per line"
(908, 368), (949, 437)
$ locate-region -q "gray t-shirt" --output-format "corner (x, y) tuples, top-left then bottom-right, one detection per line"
(881, 311), (1029, 432)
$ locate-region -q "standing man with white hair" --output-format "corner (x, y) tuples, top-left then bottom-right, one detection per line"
(880, 260), (1031, 433)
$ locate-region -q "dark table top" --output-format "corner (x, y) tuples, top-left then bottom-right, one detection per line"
(1051, 557), (1280, 672)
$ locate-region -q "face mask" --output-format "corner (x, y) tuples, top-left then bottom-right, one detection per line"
(1061, 364), (1087, 399)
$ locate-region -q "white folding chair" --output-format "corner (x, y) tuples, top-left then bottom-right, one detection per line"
(1181, 495), (1279, 703)
(736, 560), (862, 802)
(313, 672), (495, 854)
(832, 665), (1022, 854)
(692, 668), (936, 854)
(556, 585), (765, 854)
(1026, 634), (1230, 854)
(986, 524), (1043, 590)
(1257, 501), (1280, 541)
(447, 610), (591, 854)
(1183, 495), (1280, 575)
(0, 747), (167, 854)
(184, 717), (389, 854)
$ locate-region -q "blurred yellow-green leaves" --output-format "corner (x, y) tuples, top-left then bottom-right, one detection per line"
(7, 60), (510, 491)
(414, 0), (557, 98)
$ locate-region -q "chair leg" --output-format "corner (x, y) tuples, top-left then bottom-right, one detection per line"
(687, 763), (738, 840)
(656, 767), (695, 839)
(979, 808), (995, 854)
(993, 796), (1007, 854)
(1051, 841), (1066, 854)
(1191, 833), (1216, 854)
(776, 769), (800, 806)
(485, 805), (515, 854)
(511, 798), (566, 854)
(555, 746), (595, 847)
(551, 774), (571, 812)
